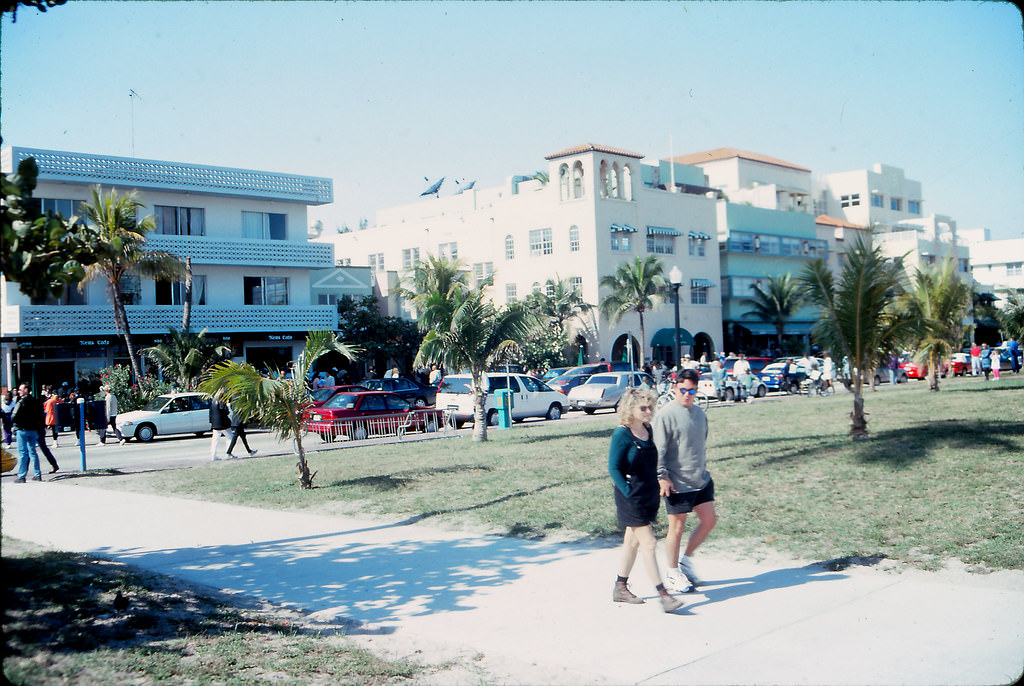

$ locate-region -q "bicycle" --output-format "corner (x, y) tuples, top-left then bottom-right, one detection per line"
(656, 385), (711, 411)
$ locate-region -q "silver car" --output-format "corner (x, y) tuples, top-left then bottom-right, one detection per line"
(567, 372), (655, 414)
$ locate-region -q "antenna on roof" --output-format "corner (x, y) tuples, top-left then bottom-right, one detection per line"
(129, 89), (141, 158)
(420, 177), (444, 197)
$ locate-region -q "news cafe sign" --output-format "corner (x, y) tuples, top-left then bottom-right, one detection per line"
(78, 339), (112, 346)
(267, 335), (293, 341)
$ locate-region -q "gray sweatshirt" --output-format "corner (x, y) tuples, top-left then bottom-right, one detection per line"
(653, 401), (710, 492)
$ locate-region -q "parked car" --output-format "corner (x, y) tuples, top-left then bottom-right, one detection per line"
(722, 357), (772, 379)
(541, 367), (571, 381)
(302, 391), (441, 441)
(310, 384), (368, 406)
(360, 377), (437, 407)
(722, 373), (767, 400)
(118, 392), (211, 443)
(902, 358), (949, 380)
(436, 373), (565, 427)
(950, 353), (970, 376)
(567, 372), (655, 414)
(547, 371), (594, 396)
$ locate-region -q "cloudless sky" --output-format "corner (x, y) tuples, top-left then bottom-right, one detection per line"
(2, 1), (1021, 239)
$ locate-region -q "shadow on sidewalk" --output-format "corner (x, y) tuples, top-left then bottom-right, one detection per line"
(683, 563), (848, 611)
(90, 527), (589, 633)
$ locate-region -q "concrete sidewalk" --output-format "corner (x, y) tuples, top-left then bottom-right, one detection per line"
(2, 479), (1022, 685)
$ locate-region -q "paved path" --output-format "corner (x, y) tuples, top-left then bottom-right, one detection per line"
(2, 480), (1022, 685)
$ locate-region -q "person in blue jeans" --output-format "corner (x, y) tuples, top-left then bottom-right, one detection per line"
(12, 383), (43, 483)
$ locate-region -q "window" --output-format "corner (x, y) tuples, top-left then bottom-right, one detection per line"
(118, 275), (141, 305)
(688, 237), (706, 257)
(532, 282), (541, 293)
(545, 282), (555, 297)
(368, 253), (384, 271)
(438, 242), (458, 261)
(318, 293), (338, 305)
(402, 247), (420, 270)
(559, 164), (570, 201)
(473, 262), (494, 287)
(31, 286), (87, 306)
(506, 283), (517, 302)
(908, 200), (921, 214)
(840, 194), (860, 208)
(1007, 263), (1023, 277)
(242, 211), (286, 240)
(871, 194), (884, 208)
(890, 197), (903, 211)
(529, 228), (553, 256)
(572, 161), (584, 199)
(505, 235), (515, 260)
(691, 285), (708, 305)
(244, 276), (289, 305)
(156, 206), (205, 236)
(622, 165), (633, 201)
(611, 233), (632, 252)
(647, 234), (675, 255)
(156, 276), (207, 305)
(569, 225), (580, 252)
(570, 276), (583, 294)
(33, 198), (78, 218)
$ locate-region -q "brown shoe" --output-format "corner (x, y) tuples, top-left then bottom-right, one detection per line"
(613, 581), (644, 604)
(660, 593), (684, 613)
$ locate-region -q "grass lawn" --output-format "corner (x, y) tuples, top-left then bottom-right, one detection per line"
(90, 375), (1024, 571)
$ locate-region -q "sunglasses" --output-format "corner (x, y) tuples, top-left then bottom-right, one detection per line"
(638, 405), (652, 411)
(676, 388), (698, 395)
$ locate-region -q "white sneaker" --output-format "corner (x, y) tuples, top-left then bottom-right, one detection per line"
(664, 569), (694, 593)
(678, 556), (702, 586)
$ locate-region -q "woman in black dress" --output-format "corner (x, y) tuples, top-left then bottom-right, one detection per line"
(608, 387), (683, 612)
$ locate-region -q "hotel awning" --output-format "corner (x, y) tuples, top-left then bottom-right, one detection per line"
(610, 223), (638, 233)
(688, 231), (713, 240)
(647, 226), (682, 237)
(651, 327), (695, 347)
(691, 279), (716, 288)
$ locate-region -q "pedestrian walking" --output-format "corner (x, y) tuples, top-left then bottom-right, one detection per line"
(209, 398), (234, 460)
(225, 403), (257, 458)
(608, 387), (684, 613)
(980, 343), (993, 381)
(653, 368), (718, 592)
(43, 390), (60, 445)
(2, 388), (14, 446)
(100, 386), (125, 445)
(970, 342), (981, 377)
(12, 383), (44, 483)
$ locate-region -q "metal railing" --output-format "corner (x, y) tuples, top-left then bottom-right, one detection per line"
(310, 409), (448, 443)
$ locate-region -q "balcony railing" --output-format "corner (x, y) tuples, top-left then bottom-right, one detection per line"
(5, 305), (336, 337)
(145, 235), (334, 267)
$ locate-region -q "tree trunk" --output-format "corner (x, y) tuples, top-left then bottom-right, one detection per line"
(849, 375), (869, 439)
(472, 385), (488, 442)
(182, 257), (193, 333)
(638, 310), (646, 368)
(928, 350), (940, 392)
(111, 288), (144, 381)
(295, 433), (313, 489)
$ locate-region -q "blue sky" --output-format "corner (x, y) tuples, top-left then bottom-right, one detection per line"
(2, 1), (1021, 239)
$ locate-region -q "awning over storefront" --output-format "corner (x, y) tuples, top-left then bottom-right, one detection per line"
(691, 279), (717, 288)
(688, 231), (713, 240)
(647, 226), (682, 236)
(610, 223), (638, 233)
(733, 322), (815, 336)
(651, 327), (695, 347)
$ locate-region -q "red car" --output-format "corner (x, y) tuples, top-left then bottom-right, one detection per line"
(310, 384), (368, 407)
(302, 391), (441, 441)
(902, 360), (950, 379)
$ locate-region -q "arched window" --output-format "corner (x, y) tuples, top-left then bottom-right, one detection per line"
(622, 165), (633, 201)
(569, 225), (580, 252)
(504, 234), (515, 261)
(559, 164), (570, 201)
(608, 162), (620, 199)
(599, 160), (610, 198)
(532, 281), (541, 293)
(572, 161), (584, 199)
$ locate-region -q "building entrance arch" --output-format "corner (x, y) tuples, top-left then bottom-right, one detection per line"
(692, 332), (715, 361)
(610, 333), (641, 368)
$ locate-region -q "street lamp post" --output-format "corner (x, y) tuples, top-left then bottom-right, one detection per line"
(669, 266), (683, 370)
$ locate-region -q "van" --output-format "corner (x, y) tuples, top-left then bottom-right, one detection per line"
(436, 373), (566, 428)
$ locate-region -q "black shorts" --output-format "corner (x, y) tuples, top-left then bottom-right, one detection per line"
(664, 477), (715, 515)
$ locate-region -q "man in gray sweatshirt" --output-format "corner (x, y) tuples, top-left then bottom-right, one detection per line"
(653, 367), (717, 590)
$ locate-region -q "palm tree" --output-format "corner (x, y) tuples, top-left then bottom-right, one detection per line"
(599, 255), (666, 365)
(143, 328), (232, 391)
(200, 330), (360, 489)
(740, 272), (805, 347)
(78, 186), (184, 380)
(529, 275), (594, 332)
(899, 259), (972, 392)
(416, 288), (535, 442)
(800, 236), (913, 438)
(997, 289), (1024, 341)
(399, 254), (470, 330)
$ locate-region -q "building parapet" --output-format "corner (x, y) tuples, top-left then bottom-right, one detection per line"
(4, 305), (335, 337)
(145, 235), (333, 267)
(2, 147), (333, 204)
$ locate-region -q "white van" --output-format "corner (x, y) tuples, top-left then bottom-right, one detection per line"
(436, 373), (566, 428)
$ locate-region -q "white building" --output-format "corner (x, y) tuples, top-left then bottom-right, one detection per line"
(817, 163), (924, 231)
(670, 147), (814, 213)
(1, 146), (336, 390)
(316, 143), (725, 364)
(963, 232), (1024, 302)
(814, 215), (873, 277)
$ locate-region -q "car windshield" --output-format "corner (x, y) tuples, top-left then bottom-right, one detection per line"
(323, 394), (359, 410)
(141, 396), (173, 412)
(586, 374), (617, 385)
(438, 377), (473, 394)
(361, 380), (384, 391)
(311, 388), (335, 402)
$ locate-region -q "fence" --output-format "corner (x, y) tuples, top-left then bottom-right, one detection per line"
(310, 409), (449, 443)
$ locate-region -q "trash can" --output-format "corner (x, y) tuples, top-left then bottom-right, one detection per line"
(495, 388), (513, 430)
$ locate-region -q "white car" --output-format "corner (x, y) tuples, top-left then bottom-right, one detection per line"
(118, 392), (212, 442)
(436, 373), (565, 428)
(567, 371), (655, 414)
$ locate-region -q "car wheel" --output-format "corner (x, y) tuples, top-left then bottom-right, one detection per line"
(454, 419), (466, 429)
(351, 423), (368, 441)
(414, 397), (428, 408)
(583, 408), (596, 415)
(135, 424), (156, 443)
(756, 385), (767, 398)
(487, 409), (499, 426)
(873, 374), (882, 386)
(318, 431), (336, 443)
(423, 414), (438, 433)
(546, 404), (562, 420)
(724, 388), (735, 402)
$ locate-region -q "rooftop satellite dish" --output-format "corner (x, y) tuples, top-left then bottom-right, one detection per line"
(420, 177), (445, 197)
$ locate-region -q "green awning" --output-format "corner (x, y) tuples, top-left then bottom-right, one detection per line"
(651, 327), (695, 347)
(610, 223), (638, 233)
(688, 231), (712, 240)
(691, 279), (716, 288)
(647, 226), (682, 237)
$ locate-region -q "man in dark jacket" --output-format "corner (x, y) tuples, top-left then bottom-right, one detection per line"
(12, 383), (44, 482)
(209, 398), (234, 461)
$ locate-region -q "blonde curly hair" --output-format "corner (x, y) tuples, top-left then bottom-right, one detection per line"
(617, 386), (658, 426)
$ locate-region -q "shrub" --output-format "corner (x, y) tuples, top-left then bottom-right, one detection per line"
(98, 365), (171, 412)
